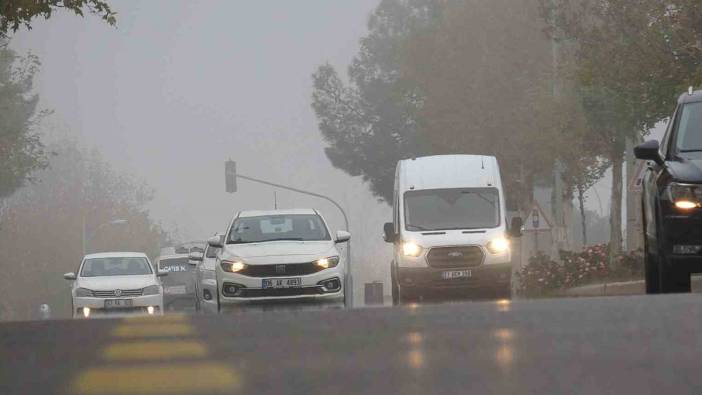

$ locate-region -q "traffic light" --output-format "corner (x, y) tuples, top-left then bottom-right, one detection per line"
(225, 160), (237, 193)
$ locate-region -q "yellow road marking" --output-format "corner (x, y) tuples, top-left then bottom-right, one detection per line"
(111, 323), (194, 338)
(102, 340), (208, 361)
(72, 362), (239, 395)
(124, 314), (187, 323)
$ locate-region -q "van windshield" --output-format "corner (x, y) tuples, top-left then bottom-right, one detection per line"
(404, 188), (500, 231)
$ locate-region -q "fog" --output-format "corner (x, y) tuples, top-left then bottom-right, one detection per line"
(10, 0), (390, 305)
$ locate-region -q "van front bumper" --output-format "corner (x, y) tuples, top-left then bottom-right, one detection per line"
(397, 263), (512, 291)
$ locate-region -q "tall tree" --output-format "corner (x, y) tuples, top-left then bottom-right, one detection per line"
(0, 42), (46, 202)
(0, 0), (115, 37)
(541, 0), (702, 257)
(312, 0), (437, 202)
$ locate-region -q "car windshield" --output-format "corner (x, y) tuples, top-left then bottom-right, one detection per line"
(404, 188), (500, 231)
(675, 101), (702, 153)
(80, 257), (152, 277)
(228, 214), (331, 244)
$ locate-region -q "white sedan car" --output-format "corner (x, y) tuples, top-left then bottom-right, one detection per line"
(64, 252), (167, 318)
(208, 209), (350, 310)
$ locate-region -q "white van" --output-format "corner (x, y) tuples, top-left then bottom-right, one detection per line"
(383, 155), (522, 304)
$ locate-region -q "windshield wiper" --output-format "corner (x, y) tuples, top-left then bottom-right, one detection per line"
(263, 237), (304, 242)
(406, 224), (430, 231)
(679, 149), (702, 153)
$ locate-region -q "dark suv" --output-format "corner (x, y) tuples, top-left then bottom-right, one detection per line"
(636, 88), (702, 293)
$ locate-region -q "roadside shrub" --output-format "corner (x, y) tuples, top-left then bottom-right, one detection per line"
(517, 244), (644, 297)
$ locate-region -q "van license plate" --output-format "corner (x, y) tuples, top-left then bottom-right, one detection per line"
(105, 299), (133, 308)
(442, 270), (471, 280)
(262, 278), (301, 289)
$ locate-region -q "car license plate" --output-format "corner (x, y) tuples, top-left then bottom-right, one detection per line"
(442, 270), (471, 280)
(262, 278), (302, 289)
(104, 299), (133, 308)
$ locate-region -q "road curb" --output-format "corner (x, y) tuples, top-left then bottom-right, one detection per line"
(563, 276), (702, 297)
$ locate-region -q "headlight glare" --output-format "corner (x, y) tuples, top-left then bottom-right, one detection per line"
(669, 183), (702, 209)
(487, 238), (510, 254)
(221, 260), (246, 273)
(402, 242), (423, 257)
(74, 287), (93, 297)
(315, 256), (340, 269)
(142, 285), (161, 295)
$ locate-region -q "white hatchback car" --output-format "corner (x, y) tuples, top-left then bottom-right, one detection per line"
(208, 209), (350, 310)
(64, 252), (167, 318)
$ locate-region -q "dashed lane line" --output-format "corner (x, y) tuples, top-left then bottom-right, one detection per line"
(101, 340), (208, 361)
(72, 362), (240, 395)
(111, 323), (194, 338)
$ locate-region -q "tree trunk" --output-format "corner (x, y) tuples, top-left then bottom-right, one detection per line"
(609, 141), (624, 261)
(578, 185), (587, 247)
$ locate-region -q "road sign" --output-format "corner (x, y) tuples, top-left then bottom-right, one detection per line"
(225, 160), (237, 193)
(628, 161), (646, 192)
(523, 202), (552, 232)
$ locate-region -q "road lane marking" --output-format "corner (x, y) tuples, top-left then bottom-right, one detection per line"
(102, 340), (208, 361)
(124, 314), (187, 323)
(72, 362), (239, 395)
(111, 323), (194, 338)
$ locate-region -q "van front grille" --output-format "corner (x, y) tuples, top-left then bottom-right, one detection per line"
(427, 246), (484, 268)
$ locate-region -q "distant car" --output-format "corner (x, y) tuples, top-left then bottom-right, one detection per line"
(189, 240), (221, 313)
(64, 252), (167, 318)
(157, 254), (198, 312)
(636, 88), (702, 294)
(208, 209), (350, 310)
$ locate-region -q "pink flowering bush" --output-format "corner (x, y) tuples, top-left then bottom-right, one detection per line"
(517, 244), (643, 297)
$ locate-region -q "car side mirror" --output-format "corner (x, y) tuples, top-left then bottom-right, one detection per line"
(335, 230), (351, 243)
(634, 140), (663, 165)
(63, 272), (77, 281)
(157, 270), (169, 277)
(188, 252), (204, 265)
(207, 235), (224, 248)
(509, 217), (523, 238)
(383, 222), (397, 243)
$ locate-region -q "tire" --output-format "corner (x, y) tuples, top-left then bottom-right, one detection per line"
(643, 201), (660, 294)
(660, 262), (691, 293)
(391, 261), (400, 306)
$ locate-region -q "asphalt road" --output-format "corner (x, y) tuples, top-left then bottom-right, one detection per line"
(2, 294), (702, 395)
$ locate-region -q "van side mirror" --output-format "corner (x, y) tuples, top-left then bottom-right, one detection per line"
(188, 252), (204, 265)
(335, 230), (351, 243)
(207, 235), (224, 248)
(634, 140), (663, 165)
(509, 217), (523, 238)
(383, 222), (397, 243)
(63, 272), (77, 281)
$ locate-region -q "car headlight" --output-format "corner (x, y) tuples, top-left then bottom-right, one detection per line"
(487, 238), (510, 254)
(221, 260), (246, 273)
(669, 183), (702, 210)
(402, 242), (423, 257)
(74, 288), (93, 297)
(142, 285), (161, 295)
(315, 256), (340, 269)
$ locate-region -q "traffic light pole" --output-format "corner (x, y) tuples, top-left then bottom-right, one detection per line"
(235, 173), (353, 308)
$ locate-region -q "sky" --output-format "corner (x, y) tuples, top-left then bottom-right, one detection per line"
(10, 0), (393, 304)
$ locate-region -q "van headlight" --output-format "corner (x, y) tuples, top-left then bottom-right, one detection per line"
(221, 260), (246, 273)
(668, 183), (702, 210)
(402, 242), (423, 257)
(315, 256), (340, 269)
(487, 238), (510, 254)
(74, 288), (93, 297)
(142, 285), (161, 295)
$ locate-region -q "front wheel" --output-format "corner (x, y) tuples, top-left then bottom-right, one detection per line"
(643, 203), (660, 294)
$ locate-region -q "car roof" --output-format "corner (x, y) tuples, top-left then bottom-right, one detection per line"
(398, 155), (500, 191)
(83, 252), (148, 259)
(679, 89), (702, 104)
(238, 208), (318, 217)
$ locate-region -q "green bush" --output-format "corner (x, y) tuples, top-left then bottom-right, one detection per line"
(516, 244), (643, 297)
